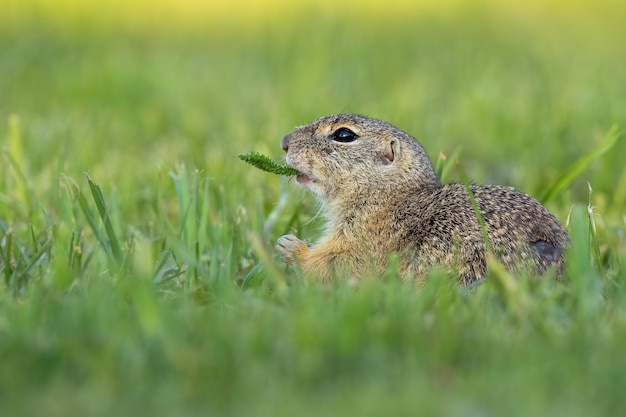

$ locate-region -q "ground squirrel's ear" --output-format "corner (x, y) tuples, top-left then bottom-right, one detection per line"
(382, 138), (400, 165)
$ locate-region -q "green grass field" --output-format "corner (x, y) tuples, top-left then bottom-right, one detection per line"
(1, 0), (626, 415)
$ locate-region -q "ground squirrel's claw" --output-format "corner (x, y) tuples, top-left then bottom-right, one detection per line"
(276, 234), (307, 266)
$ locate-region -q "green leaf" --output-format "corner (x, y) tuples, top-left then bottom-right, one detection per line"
(457, 162), (492, 254)
(238, 152), (299, 177)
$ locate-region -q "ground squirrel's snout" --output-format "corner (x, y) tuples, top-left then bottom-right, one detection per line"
(281, 135), (290, 152)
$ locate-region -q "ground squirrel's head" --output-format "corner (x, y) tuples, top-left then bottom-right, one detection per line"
(281, 114), (440, 204)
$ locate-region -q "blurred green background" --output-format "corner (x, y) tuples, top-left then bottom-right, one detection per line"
(3, 0), (625, 207)
(1, 0), (626, 416)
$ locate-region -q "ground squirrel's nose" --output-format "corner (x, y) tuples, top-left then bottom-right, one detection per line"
(281, 135), (290, 152)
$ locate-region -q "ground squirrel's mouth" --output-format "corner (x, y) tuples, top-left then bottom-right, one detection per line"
(296, 173), (312, 185)
(288, 162), (322, 197)
(285, 156), (313, 185)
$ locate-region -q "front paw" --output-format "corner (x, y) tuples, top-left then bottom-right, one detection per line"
(276, 234), (308, 266)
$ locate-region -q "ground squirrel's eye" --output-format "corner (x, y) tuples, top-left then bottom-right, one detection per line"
(330, 127), (358, 143)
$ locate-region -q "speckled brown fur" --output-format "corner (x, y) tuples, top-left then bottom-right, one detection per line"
(275, 114), (569, 284)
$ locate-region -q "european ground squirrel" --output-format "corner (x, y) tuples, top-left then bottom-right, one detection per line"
(276, 114), (569, 284)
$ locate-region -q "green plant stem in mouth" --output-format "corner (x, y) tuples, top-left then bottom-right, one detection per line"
(238, 152), (300, 177)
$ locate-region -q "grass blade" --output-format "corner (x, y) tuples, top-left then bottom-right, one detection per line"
(566, 204), (602, 320)
(457, 162), (492, 254)
(1, 230), (13, 287)
(541, 125), (622, 204)
(17, 239), (51, 281)
(86, 175), (123, 264)
(586, 184), (602, 270)
(435, 147), (463, 183)
(168, 166), (193, 244)
(77, 185), (111, 258)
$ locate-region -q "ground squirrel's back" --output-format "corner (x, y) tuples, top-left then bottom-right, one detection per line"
(276, 113), (569, 284)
